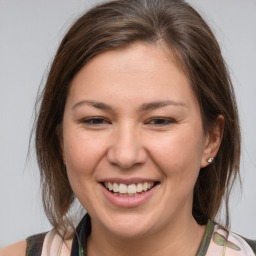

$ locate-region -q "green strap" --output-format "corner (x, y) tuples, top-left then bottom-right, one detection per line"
(196, 220), (215, 256)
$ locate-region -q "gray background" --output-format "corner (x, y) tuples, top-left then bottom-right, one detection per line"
(0, 0), (255, 247)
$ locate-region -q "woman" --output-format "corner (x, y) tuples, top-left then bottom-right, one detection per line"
(1, 0), (255, 255)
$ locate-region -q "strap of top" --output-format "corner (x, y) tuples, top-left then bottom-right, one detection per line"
(196, 220), (215, 256)
(26, 232), (47, 256)
(70, 214), (91, 256)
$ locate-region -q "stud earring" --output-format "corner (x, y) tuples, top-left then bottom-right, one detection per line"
(207, 157), (214, 163)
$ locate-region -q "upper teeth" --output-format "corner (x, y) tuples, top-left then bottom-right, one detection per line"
(104, 182), (154, 194)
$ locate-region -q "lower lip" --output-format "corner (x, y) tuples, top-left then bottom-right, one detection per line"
(100, 184), (159, 208)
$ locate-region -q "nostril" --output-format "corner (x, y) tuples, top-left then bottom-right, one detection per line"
(107, 147), (147, 169)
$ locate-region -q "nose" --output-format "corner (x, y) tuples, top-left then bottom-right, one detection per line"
(107, 124), (147, 169)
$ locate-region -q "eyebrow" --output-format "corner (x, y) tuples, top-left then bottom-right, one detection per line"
(72, 100), (113, 111)
(72, 99), (187, 112)
(138, 100), (187, 111)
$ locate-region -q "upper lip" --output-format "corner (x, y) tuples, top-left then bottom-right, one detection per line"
(98, 178), (160, 185)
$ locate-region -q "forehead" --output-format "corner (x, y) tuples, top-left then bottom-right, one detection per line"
(67, 42), (197, 110)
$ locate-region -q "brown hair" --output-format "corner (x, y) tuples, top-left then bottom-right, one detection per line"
(35, 0), (240, 235)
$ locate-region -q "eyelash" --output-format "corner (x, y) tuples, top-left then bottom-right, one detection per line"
(146, 118), (175, 126)
(80, 117), (174, 127)
(81, 117), (110, 126)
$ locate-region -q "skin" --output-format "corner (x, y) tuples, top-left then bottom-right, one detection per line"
(1, 42), (223, 256)
(61, 42), (223, 256)
(0, 241), (26, 256)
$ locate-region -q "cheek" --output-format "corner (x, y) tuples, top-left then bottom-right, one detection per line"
(62, 130), (108, 210)
(63, 129), (106, 180)
(148, 128), (205, 179)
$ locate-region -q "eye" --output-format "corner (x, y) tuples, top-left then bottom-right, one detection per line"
(81, 117), (110, 126)
(146, 118), (174, 126)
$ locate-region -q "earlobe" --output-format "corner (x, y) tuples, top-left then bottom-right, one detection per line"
(207, 157), (214, 164)
(200, 115), (224, 168)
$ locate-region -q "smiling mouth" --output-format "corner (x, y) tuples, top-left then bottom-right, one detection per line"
(102, 181), (160, 197)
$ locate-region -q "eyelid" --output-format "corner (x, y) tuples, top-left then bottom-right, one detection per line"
(80, 117), (111, 126)
(78, 116), (175, 127)
(145, 117), (175, 126)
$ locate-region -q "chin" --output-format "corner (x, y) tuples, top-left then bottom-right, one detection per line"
(107, 223), (152, 240)
(98, 211), (156, 239)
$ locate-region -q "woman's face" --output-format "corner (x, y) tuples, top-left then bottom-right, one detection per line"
(62, 42), (211, 238)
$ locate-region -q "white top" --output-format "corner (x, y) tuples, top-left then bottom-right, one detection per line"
(41, 231), (72, 256)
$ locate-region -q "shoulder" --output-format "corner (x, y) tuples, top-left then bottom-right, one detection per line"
(0, 230), (73, 256)
(241, 237), (256, 253)
(0, 232), (47, 256)
(0, 240), (27, 256)
(207, 222), (256, 255)
(232, 234), (256, 255)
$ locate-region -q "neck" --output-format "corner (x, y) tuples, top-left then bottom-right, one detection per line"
(87, 215), (206, 256)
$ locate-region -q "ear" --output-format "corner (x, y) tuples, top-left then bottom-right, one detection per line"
(200, 115), (224, 168)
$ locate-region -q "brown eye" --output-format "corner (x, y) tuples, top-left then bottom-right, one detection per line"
(82, 117), (110, 126)
(147, 118), (174, 126)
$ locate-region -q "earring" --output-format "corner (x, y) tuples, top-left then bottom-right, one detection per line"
(207, 157), (214, 163)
